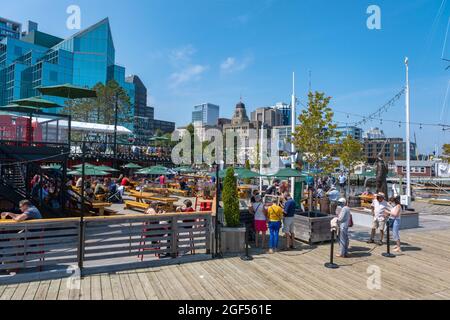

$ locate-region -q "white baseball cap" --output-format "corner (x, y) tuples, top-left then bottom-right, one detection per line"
(338, 198), (347, 204)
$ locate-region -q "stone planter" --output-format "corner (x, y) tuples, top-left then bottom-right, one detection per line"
(350, 208), (419, 230)
(220, 227), (246, 254)
(294, 211), (333, 244)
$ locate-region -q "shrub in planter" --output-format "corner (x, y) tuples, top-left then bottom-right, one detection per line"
(222, 167), (240, 227)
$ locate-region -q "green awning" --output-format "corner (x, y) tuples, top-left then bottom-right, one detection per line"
(95, 165), (119, 172)
(11, 97), (62, 108)
(137, 165), (171, 176)
(0, 104), (43, 113)
(37, 83), (97, 99)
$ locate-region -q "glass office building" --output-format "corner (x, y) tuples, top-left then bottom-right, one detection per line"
(192, 103), (220, 126)
(0, 17), (21, 41)
(0, 18), (135, 130)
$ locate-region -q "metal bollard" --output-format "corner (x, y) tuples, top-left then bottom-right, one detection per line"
(240, 226), (253, 261)
(382, 219), (396, 258)
(324, 229), (339, 269)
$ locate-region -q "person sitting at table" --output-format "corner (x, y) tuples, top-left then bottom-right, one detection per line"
(362, 187), (373, 196)
(177, 199), (195, 213)
(94, 180), (106, 195)
(179, 178), (188, 191)
(1, 200), (42, 221)
(121, 176), (131, 187)
(84, 181), (95, 202)
(159, 175), (166, 186)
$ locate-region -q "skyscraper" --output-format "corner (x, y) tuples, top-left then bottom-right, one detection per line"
(192, 103), (220, 126)
(0, 17), (21, 41)
(126, 75), (175, 144)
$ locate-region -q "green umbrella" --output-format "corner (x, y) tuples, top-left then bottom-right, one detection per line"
(37, 83), (97, 99)
(11, 97), (62, 108)
(137, 165), (171, 176)
(173, 166), (197, 174)
(95, 165), (119, 172)
(234, 168), (261, 179)
(122, 163), (142, 169)
(270, 168), (307, 179)
(67, 168), (110, 176)
(41, 164), (62, 170)
(0, 104), (43, 113)
(72, 163), (97, 169)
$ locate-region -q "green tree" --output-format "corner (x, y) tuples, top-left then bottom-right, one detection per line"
(222, 167), (240, 227)
(63, 80), (132, 126)
(443, 144), (450, 162)
(244, 159), (252, 184)
(292, 91), (340, 174)
(339, 135), (365, 196)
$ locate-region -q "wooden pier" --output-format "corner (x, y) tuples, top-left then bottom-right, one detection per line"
(1, 225), (450, 300)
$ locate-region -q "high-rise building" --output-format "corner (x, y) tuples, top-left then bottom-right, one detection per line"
(126, 75), (175, 144)
(0, 17), (21, 41)
(273, 102), (292, 126)
(330, 126), (363, 144)
(363, 127), (386, 140)
(364, 137), (417, 164)
(251, 107), (283, 127)
(192, 103), (220, 126)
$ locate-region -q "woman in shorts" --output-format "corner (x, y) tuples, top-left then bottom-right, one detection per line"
(250, 195), (267, 249)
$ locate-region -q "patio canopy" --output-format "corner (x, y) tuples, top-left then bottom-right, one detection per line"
(269, 168), (307, 179)
(122, 163), (143, 169)
(11, 97), (62, 108)
(37, 83), (97, 99)
(67, 168), (110, 176)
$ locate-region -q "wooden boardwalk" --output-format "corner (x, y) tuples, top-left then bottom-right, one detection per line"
(1, 226), (450, 300)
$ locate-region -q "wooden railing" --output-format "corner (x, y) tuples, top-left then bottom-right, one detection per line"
(0, 212), (212, 277)
(0, 218), (80, 272)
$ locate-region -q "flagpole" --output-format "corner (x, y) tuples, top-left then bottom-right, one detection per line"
(291, 72), (296, 197)
(405, 58), (411, 202)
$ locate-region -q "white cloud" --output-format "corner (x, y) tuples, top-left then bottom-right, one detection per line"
(220, 56), (253, 74)
(169, 45), (197, 66)
(169, 64), (208, 88)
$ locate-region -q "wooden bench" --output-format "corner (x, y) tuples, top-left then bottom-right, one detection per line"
(124, 200), (150, 212)
(91, 202), (112, 216)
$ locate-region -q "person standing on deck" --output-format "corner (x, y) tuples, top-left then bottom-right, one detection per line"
(336, 198), (350, 258)
(249, 195), (267, 249)
(267, 201), (284, 254)
(338, 172), (347, 192)
(386, 197), (402, 253)
(282, 193), (297, 250)
(367, 193), (391, 245)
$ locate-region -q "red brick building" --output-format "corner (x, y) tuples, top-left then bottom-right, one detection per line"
(394, 160), (434, 177)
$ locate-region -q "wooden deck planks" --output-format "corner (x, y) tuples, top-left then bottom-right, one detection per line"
(1, 228), (450, 300)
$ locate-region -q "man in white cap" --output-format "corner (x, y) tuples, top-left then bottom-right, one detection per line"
(326, 185), (340, 215)
(367, 192), (390, 245)
(336, 198), (351, 258)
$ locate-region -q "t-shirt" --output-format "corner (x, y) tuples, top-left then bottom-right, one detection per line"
(267, 204), (283, 222)
(339, 175), (346, 184)
(371, 199), (390, 221)
(252, 202), (266, 221)
(24, 206), (42, 220)
(283, 199), (296, 218)
(327, 190), (340, 201)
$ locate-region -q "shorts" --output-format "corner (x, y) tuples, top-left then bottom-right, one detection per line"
(255, 220), (268, 233)
(392, 218), (401, 241)
(372, 219), (385, 232)
(283, 217), (296, 235)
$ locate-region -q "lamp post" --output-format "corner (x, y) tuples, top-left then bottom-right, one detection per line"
(291, 72), (297, 197)
(405, 58), (411, 203)
(113, 91), (119, 169)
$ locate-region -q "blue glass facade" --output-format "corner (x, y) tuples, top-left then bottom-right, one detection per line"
(0, 18), (136, 131)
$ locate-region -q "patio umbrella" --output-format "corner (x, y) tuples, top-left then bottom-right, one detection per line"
(67, 168), (110, 176)
(234, 168), (261, 179)
(270, 168), (307, 179)
(95, 165), (119, 172)
(37, 83), (97, 99)
(0, 105), (43, 113)
(122, 163), (142, 169)
(72, 163), (98, 169)
(41, 164), (62, 170)
(11, 97), (62, 108)
(137, 166), (171, 175)
(173, 166), (197, 174)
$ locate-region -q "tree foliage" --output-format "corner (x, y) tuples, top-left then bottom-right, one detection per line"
(339, 135), (365, 173)
(62, 80), (132, 126)
(292, 91), (340, 174)
(222, 167), (240, 228)
(443, 144), (450, 162)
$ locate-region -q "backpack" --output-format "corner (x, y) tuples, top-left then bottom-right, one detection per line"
(348, 213), (354, 228)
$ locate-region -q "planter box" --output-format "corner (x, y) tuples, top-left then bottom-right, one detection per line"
(294, 211), (333, 244)
(350, 208), (419, 230)
(220, 227), (246, 254)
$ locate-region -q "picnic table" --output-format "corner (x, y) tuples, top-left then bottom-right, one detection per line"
(90, 202), (112, 216)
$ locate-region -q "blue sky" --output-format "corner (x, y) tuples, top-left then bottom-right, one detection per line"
(2, 0), (450, 154)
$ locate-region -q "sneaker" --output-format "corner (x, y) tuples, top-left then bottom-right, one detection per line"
(367, 239), (375, 244)
(268, 249), (274, 254)
(377, 241), (384, 246)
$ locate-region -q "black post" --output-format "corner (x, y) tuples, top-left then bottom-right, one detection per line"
(240, 226), (253, 261)
(214, 164), (222, 258)
(382, 220), (396, 258)
(113, 91), (119, 170)
(78, 141), (86, 275)
(324, 229), (339, 269)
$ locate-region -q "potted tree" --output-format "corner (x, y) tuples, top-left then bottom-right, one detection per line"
(220, 167), (246, 253)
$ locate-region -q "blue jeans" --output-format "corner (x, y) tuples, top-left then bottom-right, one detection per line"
(339, 225), (349, 256)
(268, 221), (281, 249)
(391, 218), (401, 241)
